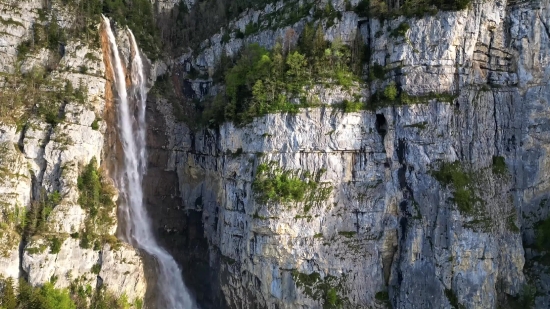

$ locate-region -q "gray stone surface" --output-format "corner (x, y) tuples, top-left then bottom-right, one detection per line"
(154, 0), (550, 308)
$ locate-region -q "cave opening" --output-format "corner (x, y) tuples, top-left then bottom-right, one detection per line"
(375, 113), (388, 138)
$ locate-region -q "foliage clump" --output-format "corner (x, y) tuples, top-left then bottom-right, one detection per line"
(375, 291), (390, 306)
(17, 280), (76, 309)
(77, 158), (117, 249)
(252, 162), (332, 212)
(431, 161), (479, 214)
(200, 24), (363, 126)
(0, 278), (136, 309)
(292, 271), (346, 308)
(24, 190), (62, 237)
(492, 156), (507, 176)
(383, 82), (398, 101)
(355, 0), (472, 19)
(535, 217), (550, 252)
(390, 22), (410, 38)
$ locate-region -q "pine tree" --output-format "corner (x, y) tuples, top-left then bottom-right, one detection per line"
(1, 277), (17, 309)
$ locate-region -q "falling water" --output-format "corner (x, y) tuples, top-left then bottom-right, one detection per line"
(102, 16), (196, 309)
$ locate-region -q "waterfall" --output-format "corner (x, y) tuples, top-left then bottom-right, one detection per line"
(101, 16), (196, 309)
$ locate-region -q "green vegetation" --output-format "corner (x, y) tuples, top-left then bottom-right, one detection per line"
(340, 100), (364, 112)
(24, 190), (62, 237)
(252, 162), (332, 212)
(338, 231), (357, 238)
(0, 67), (87, 125)
(390, 22), (410, 38)
(1, 277), (16, 309)
(383, 82), (398, 101)
(431, 161), (479, 214)
(16, 13), (65, 64)
(374, 291), (390, 306)
(445, 288), (464, 309)
(355, 0), (472, 19)
(91, 263), (102, 275)
(507, 210), (520, 233)
(0, 278), (135, 309)
(292, 271), (347, 308)
(535, 217), (550, 252)
(404, 121), (427, 130)
(77, 158), (118, 250)
(49, 237), (63, 254)
(16, 0), (159, 61)
(368, 86), (458, 109)
(492, 156), (507, 176)
(369, 63), (386, 81)
(400, 92), (457, 104)
(91, 118), (100, 130)
(17, 280), (76, 309)
(200, 27), (362, 125)
(170, 0), (317, 52)
(516, 284), (536, 308)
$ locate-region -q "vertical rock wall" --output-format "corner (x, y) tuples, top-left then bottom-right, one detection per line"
(151, 0), (550, 308)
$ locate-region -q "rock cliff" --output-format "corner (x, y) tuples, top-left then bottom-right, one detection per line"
(150, 0), (550, 308)
(0, 0), (145, 305)
(1, 0), (550, 308)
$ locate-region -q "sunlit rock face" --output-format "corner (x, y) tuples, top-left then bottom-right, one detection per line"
(0, 0), (146, 303)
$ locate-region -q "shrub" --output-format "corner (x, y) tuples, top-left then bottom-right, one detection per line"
(375, 291), (389, 301)
(91, 263), (101, 274)
(252, 163), (309, 203)
(221, 32), (231, 43)
(342, 100), (363, 112)
(201, 39), (361, 126)
(370, 63), (386, 80)
(252, 162), (332, 211)
(91, 119), (100, 130)
(1, 277), (16, 309)
(535, 217), (550, 251)
(18, 280), (76, 309)
(77, 158), (116, 248)
(492, 156), (507, 175)
(431, 161), (478, 213)
(244, 22), (259, 36)
(49, 237), (62, 254)
(383, 82), (398, 101)
(325, 288), (339, 308)
(391, 22), (410, 38)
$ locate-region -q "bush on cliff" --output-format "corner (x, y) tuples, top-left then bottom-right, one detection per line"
(201, 25), (362, 125)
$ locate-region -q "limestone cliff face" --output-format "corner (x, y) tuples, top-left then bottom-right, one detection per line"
(1, 0), (550, 308)
(0, 0), (145, 303)
(150, 0), (550, 308)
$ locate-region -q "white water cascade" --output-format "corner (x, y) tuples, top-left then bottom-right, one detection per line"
(102, 16), (196, 309)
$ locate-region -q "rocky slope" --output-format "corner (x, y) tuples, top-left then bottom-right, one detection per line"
(147, 0), (550, 308)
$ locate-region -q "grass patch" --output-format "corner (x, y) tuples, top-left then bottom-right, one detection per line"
(252, 162), (332, 212)
(49, 237), (63, 254)
(390, 22), (410, 38)
(404, 121), (427, 130)
(492, 156), (507, 176)
(431, 161), (479, 214)
(338, 231), (357, 238)
(292, 271), (347, 308)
